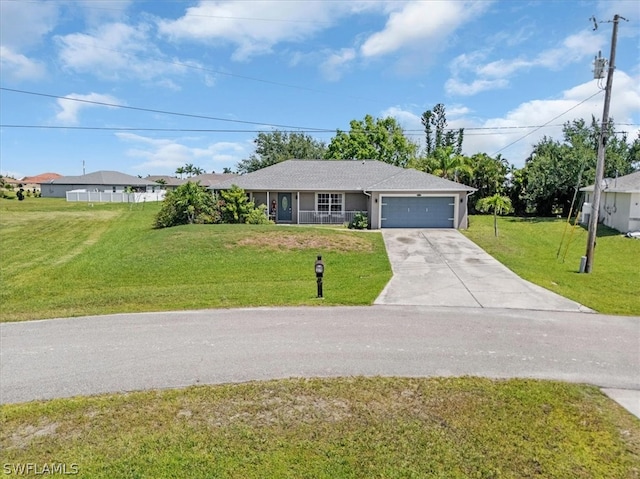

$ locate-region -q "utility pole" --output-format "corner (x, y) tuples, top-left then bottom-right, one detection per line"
(584, 14), (623, 273)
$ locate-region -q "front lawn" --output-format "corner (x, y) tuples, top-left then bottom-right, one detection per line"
(1, 377), (638, 478)
(0, 198), (391, 322)
(463, 215), (640, 315)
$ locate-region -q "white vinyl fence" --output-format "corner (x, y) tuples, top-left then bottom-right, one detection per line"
(66, 190), (166, 203)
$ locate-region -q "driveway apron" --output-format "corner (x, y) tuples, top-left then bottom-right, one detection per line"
(375, 229), (591, 312)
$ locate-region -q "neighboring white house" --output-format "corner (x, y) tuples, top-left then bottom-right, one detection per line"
(40, 171), (164, 202)
(580, 170), (640, 233)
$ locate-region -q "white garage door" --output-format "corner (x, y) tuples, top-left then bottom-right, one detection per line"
(381, 196), (455, 228)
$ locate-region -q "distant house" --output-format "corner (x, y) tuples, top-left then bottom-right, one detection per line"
(189, 173), (237, 188)
(17, 173), (62, 191)
(40, 170), (162, 202)
(213, 160), (475, 229)
(145, 175), (184, 190)
(146, 173), (237, 190)
(580, 170), (640, 233)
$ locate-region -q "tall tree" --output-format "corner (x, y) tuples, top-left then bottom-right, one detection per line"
(237, 131), (327, 173)
(410, 146), (472, 183)
(519, 118), (635, 216)
(421, 103), (464, 157)
(467, 153), (510, 204)
(325, 114), (418, 167)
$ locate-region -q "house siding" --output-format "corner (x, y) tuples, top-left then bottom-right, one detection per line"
(630, 193), (640, 231)
(600, 192), (635, 233)
(345, 193), (368, 212)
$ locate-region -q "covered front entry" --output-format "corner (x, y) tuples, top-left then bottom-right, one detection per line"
(277, 193), (292, 222)
(380, 196), (455, 228)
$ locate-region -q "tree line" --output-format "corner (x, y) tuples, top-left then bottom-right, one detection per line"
(233, 104), (639, 217)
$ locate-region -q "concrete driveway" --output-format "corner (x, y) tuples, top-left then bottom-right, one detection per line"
(375, 229), (592, 312)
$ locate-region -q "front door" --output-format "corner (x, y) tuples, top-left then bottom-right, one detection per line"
(278, 193), (292, 222)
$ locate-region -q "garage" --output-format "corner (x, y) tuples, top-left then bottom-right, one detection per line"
(380, 196), (455, 228)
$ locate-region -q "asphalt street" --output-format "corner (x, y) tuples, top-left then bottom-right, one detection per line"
(1, 306), (638, 410)
(2, 229), (638, 418)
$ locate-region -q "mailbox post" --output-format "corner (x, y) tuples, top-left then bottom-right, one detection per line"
(315, 255), (324, 298)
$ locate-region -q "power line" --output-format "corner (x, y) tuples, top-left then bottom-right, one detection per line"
(0, 87), (331, 132)
(2, 88), (634, 140)
(491, 90), (604, 156)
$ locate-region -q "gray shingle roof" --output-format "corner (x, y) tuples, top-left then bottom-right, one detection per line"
(146, 175), (184, 186)
(49, 171), (155, 186)
(213, 160), (474, 192)
(581, 170), (640, 193)
(189, 173), (237, 187)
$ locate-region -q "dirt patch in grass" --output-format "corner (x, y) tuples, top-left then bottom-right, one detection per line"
(7, 422), (59, 450)
(234, 230), (374, 252)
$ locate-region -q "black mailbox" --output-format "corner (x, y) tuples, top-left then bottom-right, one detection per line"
(315, 255), (324, 298)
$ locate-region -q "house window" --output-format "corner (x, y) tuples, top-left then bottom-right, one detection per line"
(317, 193), (343, 213)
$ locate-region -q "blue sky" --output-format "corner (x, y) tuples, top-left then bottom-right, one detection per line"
(1, 0), (639, 179)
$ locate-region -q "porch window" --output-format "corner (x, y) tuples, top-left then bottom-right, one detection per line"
(317, 193), (343, 213)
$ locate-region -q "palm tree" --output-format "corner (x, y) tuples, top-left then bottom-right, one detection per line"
(175, 166), (185, 179)
(430, 146), (472, 182)
(476, 194), (513, 237)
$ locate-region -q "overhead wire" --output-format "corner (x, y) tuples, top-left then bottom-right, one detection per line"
(491, 90), (604, 156)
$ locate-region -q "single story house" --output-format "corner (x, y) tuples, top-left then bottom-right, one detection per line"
(212, 160), (476, 229)
(40, 171), (160, 200)
(145, 173), (236, 190)
(580, 170), (640, 233)
(6, 173), (62, 192)
(145, 175), (185, 190)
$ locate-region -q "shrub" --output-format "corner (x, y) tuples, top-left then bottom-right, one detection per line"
(245, 204), (272, 225)
(154, 181), (216, 228)
(348, 212), (368, 230)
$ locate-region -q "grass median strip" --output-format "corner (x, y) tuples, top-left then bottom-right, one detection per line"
(1, 377), (639, 478)
(463, 216), (640, 315)
(0, 199), (391, 322)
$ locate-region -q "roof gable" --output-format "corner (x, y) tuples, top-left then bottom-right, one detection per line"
(581, 170), (640, 193)
(213, 160), (474, 192)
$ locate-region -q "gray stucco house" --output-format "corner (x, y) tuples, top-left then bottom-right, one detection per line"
(213, 160), (475, 229)
(580, 170), (640, 233)
(41, 171), (158, 198)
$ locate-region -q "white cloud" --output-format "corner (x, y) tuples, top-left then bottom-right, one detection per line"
(0, 46), (46, 81)
(360, 1), (491, 58)
(445, 78), (508, 96)
(158, 1), (343, 61)
(382, 71), (640, 167)
(75, 0), (134, 25)
(446, 29), (607, 96)
(116, 133), (250, 173)
(463, 72), (640, 164)
(55, 93), (122, 124)
(0, 0), (58, 49)
(55, 22), (193, 81)
(320, 48), (356, 81)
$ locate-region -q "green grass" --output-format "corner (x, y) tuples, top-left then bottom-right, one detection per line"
(1, 377), (638, 478)
(463, 215), (640, 315)
(0, 198), (391, 322)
